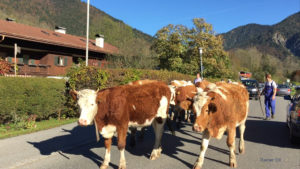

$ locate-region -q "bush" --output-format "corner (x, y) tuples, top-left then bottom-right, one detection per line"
(0, 59), (11, 75)
(0, 77), (67, 124)
(67, 66), (195, 90)
(66, 65), (109, 90)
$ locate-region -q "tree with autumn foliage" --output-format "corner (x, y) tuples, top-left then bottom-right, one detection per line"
(0, 59), (11, 75)
(151, 18), (232, 78)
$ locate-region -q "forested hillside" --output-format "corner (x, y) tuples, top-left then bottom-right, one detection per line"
(222, 12), (300, 82)
(222, 12), (300, 59)
(0, 0), (156, 68)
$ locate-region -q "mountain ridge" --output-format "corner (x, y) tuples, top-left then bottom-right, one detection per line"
(222, 12), (300, 59)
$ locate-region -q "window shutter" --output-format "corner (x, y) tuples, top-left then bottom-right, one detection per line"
(64, 57), (68, 66)
(54, 56), (58, 66)
(31, 59), (35, 65)
(18, 58), (23, 64)
(23, 55), (29, 64)
(7, 57), (12, 63)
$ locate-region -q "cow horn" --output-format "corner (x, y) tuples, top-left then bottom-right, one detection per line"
(96, 88), (99, 93)
(72, 89), (78, 94)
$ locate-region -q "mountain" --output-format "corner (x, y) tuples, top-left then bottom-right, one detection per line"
(0, 0), (154, 65)
(222, 12), (300, 59)
(221, 12), (300, 82)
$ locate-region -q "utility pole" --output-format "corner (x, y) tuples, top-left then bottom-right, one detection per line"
(199, 47), (203, 78)
(14, 43), (17, 75)
(85, 0), (90, 66)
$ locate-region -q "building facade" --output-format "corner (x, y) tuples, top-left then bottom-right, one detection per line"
(0, 19), (118, 76)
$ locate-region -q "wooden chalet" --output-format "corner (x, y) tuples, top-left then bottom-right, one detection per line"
(0, 19), (118, 76)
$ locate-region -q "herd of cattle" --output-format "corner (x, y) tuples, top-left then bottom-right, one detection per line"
(70, 79), (249, 169)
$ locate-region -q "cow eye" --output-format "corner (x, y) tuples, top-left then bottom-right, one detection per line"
(91, 104), (94, 106)
(205, 110), (209, 113)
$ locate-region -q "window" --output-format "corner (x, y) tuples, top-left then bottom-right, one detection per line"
(29, 59), (36, 65)
(6, 57), (12, 63)
(18, 57), (24, 64)
(23, 55), (29, 64)
(54, 56), (68, 66)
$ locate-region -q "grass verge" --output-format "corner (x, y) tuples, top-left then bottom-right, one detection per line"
(0, 118), (77, 139)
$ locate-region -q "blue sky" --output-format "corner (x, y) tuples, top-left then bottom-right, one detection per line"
(84, 0), (300, 36)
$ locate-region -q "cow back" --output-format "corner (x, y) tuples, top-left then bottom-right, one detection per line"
(94, 81), (171, 128)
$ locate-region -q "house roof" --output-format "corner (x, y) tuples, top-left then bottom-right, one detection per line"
(0, 20), (119, 54)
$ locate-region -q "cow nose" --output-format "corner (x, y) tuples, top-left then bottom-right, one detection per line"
(78, 119), (87, 126)
(193, 124), (201, 132)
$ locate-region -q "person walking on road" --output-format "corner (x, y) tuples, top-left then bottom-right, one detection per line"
(261, 73), (277, 120)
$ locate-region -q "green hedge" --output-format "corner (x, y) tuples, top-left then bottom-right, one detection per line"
(0, 67), (198, 124)
(0, 77), (67, 124)
(67, 66), (195, 90)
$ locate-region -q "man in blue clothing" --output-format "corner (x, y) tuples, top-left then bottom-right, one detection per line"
(261, 73), (277, 120)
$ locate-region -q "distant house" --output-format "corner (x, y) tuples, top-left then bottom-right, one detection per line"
(0, 19), (118, 76)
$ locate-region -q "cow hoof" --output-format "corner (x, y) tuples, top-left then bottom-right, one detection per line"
(100, 164), (108, 169)
(239, 147), (245, 154)
(229, 161), (237, 168)
(150, 154), (157, 160)
(150, 153), (160, 160)
(118, 165), (126, 169)
(193, 163), (201, 169)
(150, 148), (162, 160)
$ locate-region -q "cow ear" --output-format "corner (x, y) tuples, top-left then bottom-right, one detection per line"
(70, 90), (78, 101)
(208, 103), (217, 114)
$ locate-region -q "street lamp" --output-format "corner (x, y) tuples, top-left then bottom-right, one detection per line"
(85, 0), (90, 66)
(199, 47), (203, 78)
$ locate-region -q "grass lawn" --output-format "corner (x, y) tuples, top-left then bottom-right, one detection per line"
(0, 118), (77, 139)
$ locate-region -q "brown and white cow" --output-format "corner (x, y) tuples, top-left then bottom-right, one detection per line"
(168, 80), (194, 122)
(192, 82), (249, 169)
(70, 81), (171, 169)
(173, 80), (212, 124)
(170, 80), (193, 88)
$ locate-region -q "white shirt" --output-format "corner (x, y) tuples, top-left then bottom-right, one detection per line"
(194, 78), (202, 84)
(265, 81), (277, 89)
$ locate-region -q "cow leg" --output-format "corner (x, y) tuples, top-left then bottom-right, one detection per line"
(100, 138), (112, 169)
(117, 126), (128, 169)
(129, 127), (137, 148)
(238, 123), (246, 154)
(94, 119), (100, 142)
(150, 118), (166, 160)
(193, 130), (210, 169)
(227, 128), (237, 168)
(184, 110), (188, 121)
(139, 127), (146, 140)
(166, 116), (175, 136)
(187, 110), (191, 123)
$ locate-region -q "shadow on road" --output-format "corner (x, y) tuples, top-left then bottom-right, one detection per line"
(27, 118), (298, 169)
(27, 125), (118, 169)
(243, 119), (300, 148)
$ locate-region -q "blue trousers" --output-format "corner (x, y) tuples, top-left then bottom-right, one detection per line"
(265, 97), (275, 117)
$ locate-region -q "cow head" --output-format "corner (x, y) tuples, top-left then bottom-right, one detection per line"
(192, 92), (217, 132)
(70, 89), (98, 126)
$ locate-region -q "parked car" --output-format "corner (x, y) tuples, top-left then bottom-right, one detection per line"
(241, 79), (259, 100)
(284, 94), (300, 144)
(258, 83), (265, 94)
(276, 84), (291, 96)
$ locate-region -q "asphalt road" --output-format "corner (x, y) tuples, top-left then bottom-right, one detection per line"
(2, 96), (300, 169)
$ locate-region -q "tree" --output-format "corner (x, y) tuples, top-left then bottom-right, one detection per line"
(151, 18), (232, 78)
